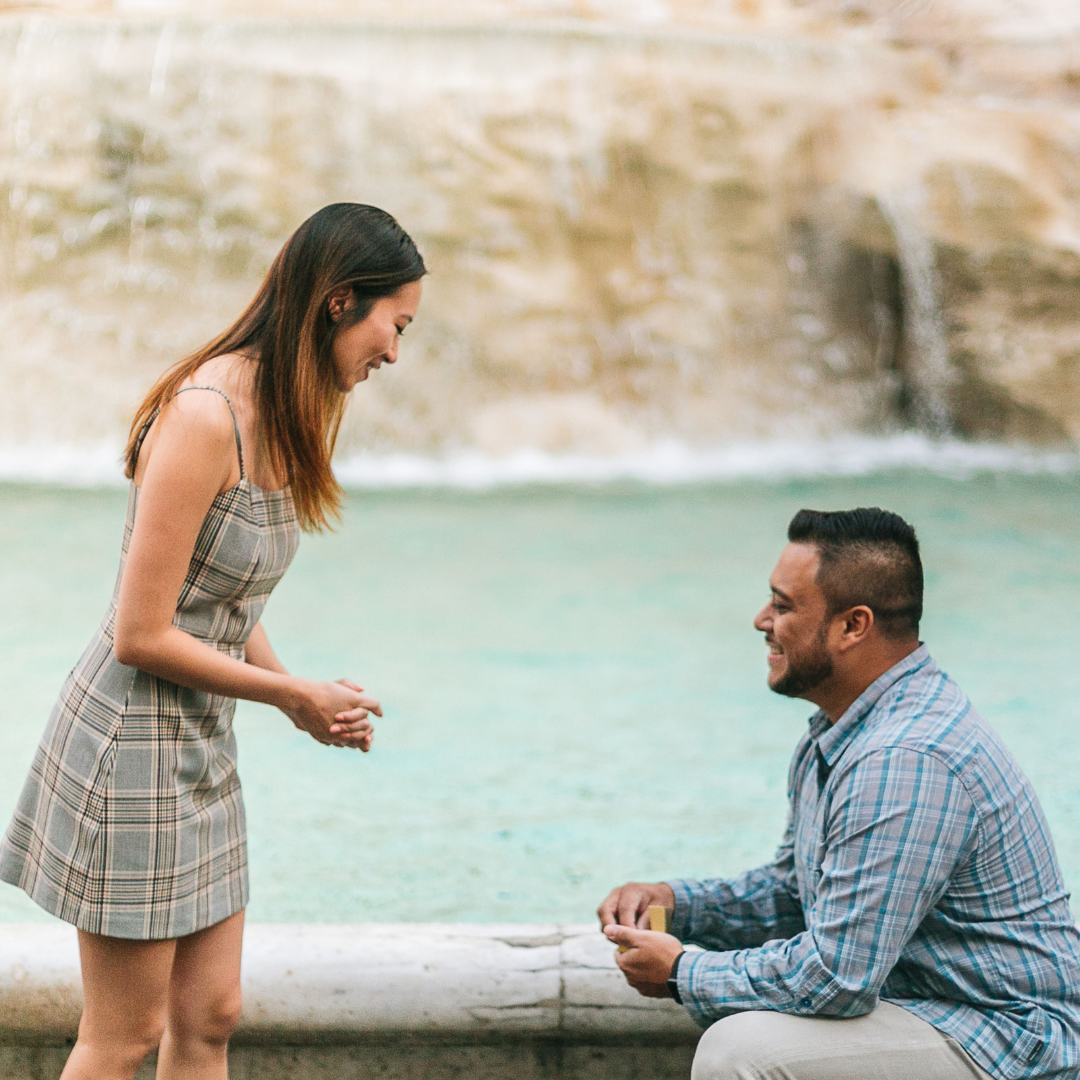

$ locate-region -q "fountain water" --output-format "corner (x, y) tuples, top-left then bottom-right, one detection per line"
(0, 10), (1078, 484)
(883, 192), (954, 436)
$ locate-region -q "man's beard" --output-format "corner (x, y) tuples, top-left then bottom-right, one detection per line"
(768, 628), (834, 699)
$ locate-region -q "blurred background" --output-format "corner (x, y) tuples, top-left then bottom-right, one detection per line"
(1, 0), (1078, 925)
(2, 0), (1079, 472)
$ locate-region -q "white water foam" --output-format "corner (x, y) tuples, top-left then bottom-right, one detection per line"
(1, 435), (1077, 490)
(0, 443), (131, 487)
(332, 436), (1080, 488)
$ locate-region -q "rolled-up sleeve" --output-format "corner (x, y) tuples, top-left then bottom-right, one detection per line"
(674, 747), (980, 1026)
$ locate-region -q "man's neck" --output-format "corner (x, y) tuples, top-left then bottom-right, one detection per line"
(809, 639), (921, 724)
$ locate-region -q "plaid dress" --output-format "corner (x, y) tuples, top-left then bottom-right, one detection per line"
(0, 387), (299, 939)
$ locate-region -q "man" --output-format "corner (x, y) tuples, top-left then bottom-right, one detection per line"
(599, 508), (1080, 1080)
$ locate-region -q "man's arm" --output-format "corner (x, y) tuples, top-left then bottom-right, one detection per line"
(619, 747), (979, 1023)
(666, 811), (805, 951)
(600, 806), (805, 950)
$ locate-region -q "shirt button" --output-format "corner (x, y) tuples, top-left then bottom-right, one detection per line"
(800, 997), (812, 1008)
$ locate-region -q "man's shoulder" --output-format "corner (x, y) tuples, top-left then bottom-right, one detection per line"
(872, 658), (976, 754)
(851, 659), (1026, 802)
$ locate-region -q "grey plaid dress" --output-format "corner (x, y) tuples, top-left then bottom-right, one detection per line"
(0, 386), (299, 939)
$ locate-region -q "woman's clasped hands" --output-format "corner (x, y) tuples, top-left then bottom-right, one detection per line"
(280, 677), (381, 750)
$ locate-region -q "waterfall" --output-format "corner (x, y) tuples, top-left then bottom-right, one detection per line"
(0, 14), (1076, 484)
(883, 194), (955, 437)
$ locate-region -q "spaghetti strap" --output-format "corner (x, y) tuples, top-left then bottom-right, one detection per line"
(132, 414), (156, 466)
(175, 387), (245, 479)
(133, 385), (245, 479)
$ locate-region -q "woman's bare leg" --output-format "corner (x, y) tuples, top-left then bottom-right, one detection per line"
(60, 932), (176, 1080)
(156, 910), (244, 1080)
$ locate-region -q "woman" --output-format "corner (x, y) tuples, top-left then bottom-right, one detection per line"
(0, 203), (425, 1079)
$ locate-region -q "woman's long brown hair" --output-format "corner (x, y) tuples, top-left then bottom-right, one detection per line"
(124, 204), (426, 532)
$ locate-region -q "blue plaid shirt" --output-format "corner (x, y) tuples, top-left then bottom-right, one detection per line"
(668, 646), (1080, 1080)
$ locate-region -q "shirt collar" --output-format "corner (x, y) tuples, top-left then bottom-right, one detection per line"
(809, 644), (932, 766)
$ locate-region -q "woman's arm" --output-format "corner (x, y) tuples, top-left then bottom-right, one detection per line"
(245, 622), (289, 675)
(246, 622), (374, 750)
(114, 390), (377, 748)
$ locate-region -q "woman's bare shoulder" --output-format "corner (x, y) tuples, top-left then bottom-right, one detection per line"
(167, 355), (252, 432)
(179, 354), (251, 401)
(158, 383), (237, 442)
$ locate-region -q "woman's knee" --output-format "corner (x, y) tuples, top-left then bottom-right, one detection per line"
(169, 985), (242, 1047)
(74, 1011), (167, 1075)
(206, 986), (243, 1043)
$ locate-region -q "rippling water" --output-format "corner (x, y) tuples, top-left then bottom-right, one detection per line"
(1, 471), (1078, 923)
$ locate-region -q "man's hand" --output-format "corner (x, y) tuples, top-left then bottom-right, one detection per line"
(597, 880), (675, 929)
(605, 924), (684, 998)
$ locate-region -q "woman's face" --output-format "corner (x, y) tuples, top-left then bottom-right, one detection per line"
(329, 279), (423, 392)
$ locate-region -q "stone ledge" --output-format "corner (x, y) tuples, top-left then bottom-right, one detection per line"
(0, 924), (701, 1047)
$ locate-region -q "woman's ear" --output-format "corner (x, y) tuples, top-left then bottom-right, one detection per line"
(326, 286), (355, 323)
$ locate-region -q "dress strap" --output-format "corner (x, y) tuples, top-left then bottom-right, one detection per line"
(132, 411), (158, 467)
(132, 385), (246, 479)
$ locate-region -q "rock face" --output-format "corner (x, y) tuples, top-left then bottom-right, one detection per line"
(0, 9), (1077, 460)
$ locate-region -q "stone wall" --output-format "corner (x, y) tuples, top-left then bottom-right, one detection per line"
(0, 924), (700, 1079)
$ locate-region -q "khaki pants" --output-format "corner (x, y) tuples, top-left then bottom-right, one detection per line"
(692, 1001), (994, 1080)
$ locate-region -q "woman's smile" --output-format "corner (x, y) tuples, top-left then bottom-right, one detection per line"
(330, 279), (422, 392)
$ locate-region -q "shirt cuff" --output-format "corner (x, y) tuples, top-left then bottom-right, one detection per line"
(665, 878), (699, 942)
(674, 948), (717, 1028)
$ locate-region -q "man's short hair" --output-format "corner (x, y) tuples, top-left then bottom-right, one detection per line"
(787, 507), (923, 639)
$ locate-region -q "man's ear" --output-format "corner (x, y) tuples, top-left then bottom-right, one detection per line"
(837, 605), (874, 650)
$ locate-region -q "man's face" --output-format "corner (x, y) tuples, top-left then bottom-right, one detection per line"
(753, 543), (835, 699)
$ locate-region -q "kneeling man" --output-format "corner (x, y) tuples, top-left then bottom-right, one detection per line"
(600, 508), (1080, 1080)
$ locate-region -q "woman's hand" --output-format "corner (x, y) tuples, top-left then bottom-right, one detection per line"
(328, 678), (379, 752)
(281, 677), (381, 750)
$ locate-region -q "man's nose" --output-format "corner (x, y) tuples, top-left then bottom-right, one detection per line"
(753, 604), (772, 631)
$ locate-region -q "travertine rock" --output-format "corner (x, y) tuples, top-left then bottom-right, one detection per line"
(0, 923), (697, 1042)
(0, 11), (1077, 458)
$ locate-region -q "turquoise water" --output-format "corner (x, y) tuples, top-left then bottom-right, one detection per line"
(1, 474), (1078, 924)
